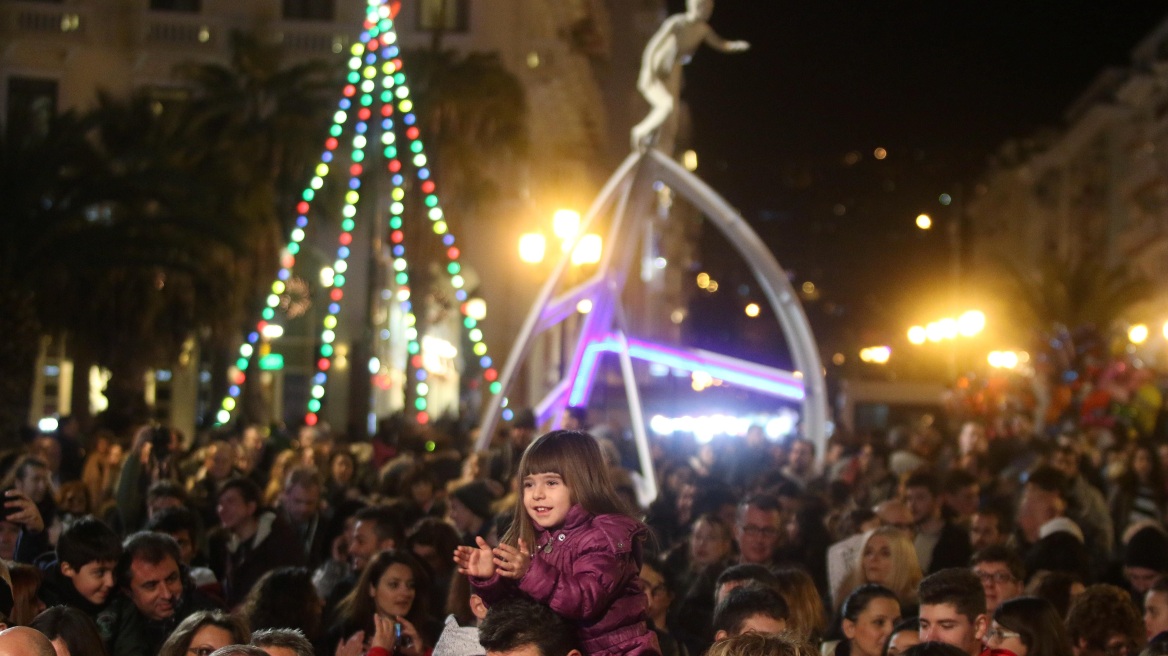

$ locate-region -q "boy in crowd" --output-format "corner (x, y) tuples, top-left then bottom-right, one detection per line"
(39, 517), (122, 618)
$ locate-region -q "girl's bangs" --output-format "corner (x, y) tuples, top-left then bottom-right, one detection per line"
(519, 437), (565, 478)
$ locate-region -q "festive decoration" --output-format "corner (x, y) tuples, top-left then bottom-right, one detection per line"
(215, 0), (497, 427)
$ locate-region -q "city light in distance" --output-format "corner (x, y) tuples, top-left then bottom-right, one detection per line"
(553, 209), (581, 243)
(518, 233), (546, 264)
(570, 234), (603, 265)
(916, 213), (932, 230)
(988, 351), (1024, 369)
(744, 303), (760, 317)
(682, 149), (699, 171)
(859, 346), (891, 364)
(907, 325), (927, 344)
(1130, 323), (1150, 344)
(874, 147), (888, 160)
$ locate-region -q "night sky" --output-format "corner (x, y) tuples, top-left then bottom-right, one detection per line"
(668, 1), (1168, 362)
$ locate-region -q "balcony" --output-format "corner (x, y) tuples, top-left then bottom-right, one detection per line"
(138, 11), (220, 50)
(0, 1), (89, 40)
(273, 21), (351, 58)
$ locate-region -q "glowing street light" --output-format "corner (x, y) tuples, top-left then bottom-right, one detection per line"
(988, 351), (1020, 369)
(957, 310), (986, 337)
(1130, 323), (1150, 345)
(553, 209), (581, 244)
(570, 234), (603, 265)
(916, 213), (933, 230)
(907, 325), (927, 345)
(518, 233), (547, 264)
(860, 346), (891, 364)
(744, 303), (760, 317)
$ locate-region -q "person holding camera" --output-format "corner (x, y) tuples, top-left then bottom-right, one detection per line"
(115, 425), (184, 534)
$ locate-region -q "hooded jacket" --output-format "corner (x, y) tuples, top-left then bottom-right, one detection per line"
(471, 505), (660, 656)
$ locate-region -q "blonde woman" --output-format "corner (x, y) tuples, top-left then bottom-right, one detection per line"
(834, 526), (921, 616)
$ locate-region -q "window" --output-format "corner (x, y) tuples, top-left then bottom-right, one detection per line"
(283, 0), (334, 21)
(418, 0), (468, 32)
(5, 76), (58, 140)
(149, 0), (201, 11)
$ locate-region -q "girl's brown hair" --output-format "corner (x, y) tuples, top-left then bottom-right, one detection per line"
(502, 430), (636, 549)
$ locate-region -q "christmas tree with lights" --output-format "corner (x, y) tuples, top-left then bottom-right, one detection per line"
(215, 0), (500, 429)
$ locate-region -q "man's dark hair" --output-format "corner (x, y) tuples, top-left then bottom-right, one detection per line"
(57, 517), (122, 570)
(712, 584), (790, 637)
(942, 470), (978, 496)
(1024, 466), (1068, 500)
(145, 506), (199, 540)
(970, 545), (1025, 583)
(902, 643), (972, 656)
(738, 493), (782, 517)
(479, 596), (582, 656)
(353, 506), (406, 546)
(146, 480), (187, 505)
(118, 531), (181, 589)
(918, 568), (986, 622)
(251, 628), (314, 656)
(904, 470), (940, 496)
(716, 564), (779, 598)
(973, 504), (1013, 535)
(218, 477), (262, 507)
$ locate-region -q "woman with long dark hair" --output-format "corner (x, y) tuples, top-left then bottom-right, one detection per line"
(329, 549), (438, 655)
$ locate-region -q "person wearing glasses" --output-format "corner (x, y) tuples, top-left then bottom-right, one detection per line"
(1065, 585), (1145, 656)
(970, 547), (1025, 613)
(157, 610), (250, 656)
(984, 597), (1071, 656)
(734, 495), (783, 568)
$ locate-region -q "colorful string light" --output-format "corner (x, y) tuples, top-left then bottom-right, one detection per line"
(215, 0), (498, 428)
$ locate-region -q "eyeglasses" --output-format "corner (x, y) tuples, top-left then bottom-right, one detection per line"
(188, 649), (216, 656)
(740, 525), (779, 538)
(984, 627), (1022, 643)
(974, 571), (1017, 585)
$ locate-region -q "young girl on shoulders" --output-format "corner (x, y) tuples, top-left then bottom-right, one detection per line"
(453, 430), (660, 656)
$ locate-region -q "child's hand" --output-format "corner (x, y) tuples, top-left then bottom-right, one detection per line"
(493, 538), (531, 580)
(453, 536), (496, 578)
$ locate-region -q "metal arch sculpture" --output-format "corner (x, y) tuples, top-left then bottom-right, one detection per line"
(475, 150), (827, 503)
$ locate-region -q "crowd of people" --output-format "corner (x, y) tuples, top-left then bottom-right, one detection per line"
(0, 407), (1166, 656)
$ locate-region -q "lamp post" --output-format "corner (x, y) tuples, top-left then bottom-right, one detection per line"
(517, 209), (603, 401)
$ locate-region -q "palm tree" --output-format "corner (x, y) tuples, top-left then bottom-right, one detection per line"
(996, 251), (1155, 333)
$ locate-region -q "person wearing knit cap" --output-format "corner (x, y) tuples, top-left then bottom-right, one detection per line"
(448, 481), (500, 546)
(1124, 525), (1168, 598)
